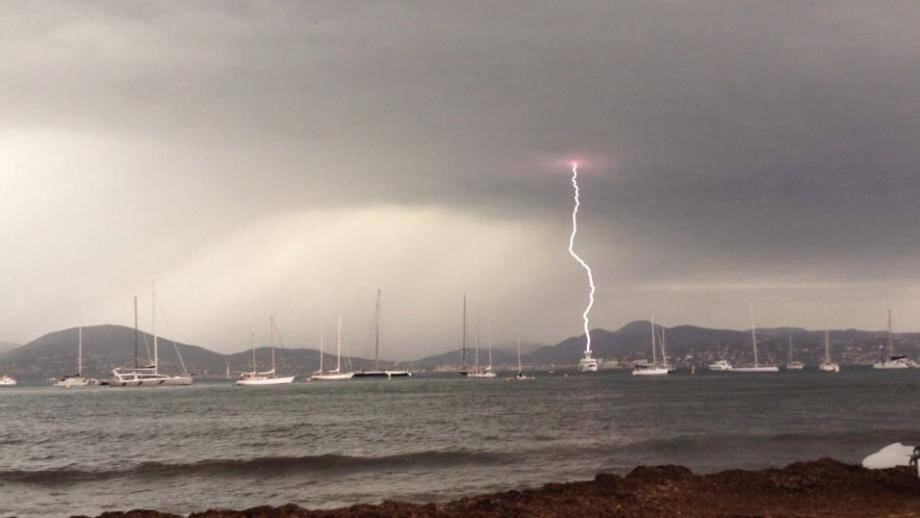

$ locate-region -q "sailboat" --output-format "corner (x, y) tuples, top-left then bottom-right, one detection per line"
(733, 309), (779, 373)
(468, 317), (497, 378)
(53, 327), (98, 387)
(633, 317), (668, 376)
(874, 310), (911, 369)
(508, 337), (534, 380)
(785, 332), (805, 370)
(353, 290), (411, 378)
(107, 294), (193, 387)
(818, 326), (840, 373)
(236, 317), (296, 386)
(310, 316), (354, 381)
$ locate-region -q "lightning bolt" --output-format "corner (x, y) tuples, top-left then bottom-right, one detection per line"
(567, 162), (596, 357)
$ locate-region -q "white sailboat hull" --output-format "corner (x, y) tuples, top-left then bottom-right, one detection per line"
(732, 366), (780, 373)
(873, 360), (910, 369)
(236, 376), (295, 386)
(106, 370), (193, 387)
(467, 371), (497, 378)
(0, 376), (17, 386)
(819, 362), (840, 373)
(310, 372), (354, 381)
(632, 366), (669, 376)
(53, 376), (98, 388)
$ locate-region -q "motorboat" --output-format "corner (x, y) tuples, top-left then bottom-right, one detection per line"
(708, 360), (733, 371)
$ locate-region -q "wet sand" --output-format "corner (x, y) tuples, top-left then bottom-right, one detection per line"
(92, 459), (920, 517)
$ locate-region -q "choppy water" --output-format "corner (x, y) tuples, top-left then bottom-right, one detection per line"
(1, 369), (918, 516)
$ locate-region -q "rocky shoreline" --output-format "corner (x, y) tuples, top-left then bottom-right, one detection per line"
(92, 459), (920, 517)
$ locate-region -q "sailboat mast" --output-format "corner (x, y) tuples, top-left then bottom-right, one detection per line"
(133, 297), (138, 369)
(516, 336), (522, 375)
(374, 289), (381, 370)
(461, 294), (467, 370)
(319, 331), (324, 373)
(661, 327), (668, 365)
(787, 332), (792, 364)
(887, 309), (893, 358)
(78, 326), (83, 376)
(336, 315), (342, 372)
(475, 314), (480, 370)
(270, 316), (276, 373)
(487, 317), (493, 371)
(650, 316), (657, 364)
(824, 326), (830, 362)
(251, 332), (256, 374)
(749, 307), (758, 367)
(152, 289), (158, 373)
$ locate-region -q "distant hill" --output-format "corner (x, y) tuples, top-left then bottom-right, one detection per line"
(0, 341), (18, 354)
(0, 325), (394, 383)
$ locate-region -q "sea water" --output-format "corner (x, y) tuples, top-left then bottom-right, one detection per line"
(0, 369), (918, 516)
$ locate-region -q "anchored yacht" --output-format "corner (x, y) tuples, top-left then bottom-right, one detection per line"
(785, 333), (805, 370)
(818, 327), (840, 373)
(236, 317), (295, 386)
(633, 317), (669, 376)
(53, 327), (98, 387)
(733, 309), (779, 373)
(353, 290), (412, 379)
(874, 310), (911, 370)
(107, 294), (193, 387)
(310, 316), (355, 381)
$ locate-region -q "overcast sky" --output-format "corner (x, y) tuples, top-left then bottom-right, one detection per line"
(2, 1), (920, 358)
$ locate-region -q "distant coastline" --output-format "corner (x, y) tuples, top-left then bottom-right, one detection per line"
(92, 459), (920, 517)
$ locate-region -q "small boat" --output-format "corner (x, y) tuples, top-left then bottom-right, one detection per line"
(107, 294), (193, 387)
(785, 333), (805, 370)
(53, 327), (98, 387)
(310, 316), (355, 381)
(874, 310), (911, 370)
(507, 337), (534, 380)
(733, 309), (779, 373)
(708, 360), (733, 371)
(353, 290), (412, 379)
(633, 317), (669, 376)
(0, 375), (16, 387)
(818, 326), (840, 373)
(236, 317), (295, 386)
(467, 314), (497, 378)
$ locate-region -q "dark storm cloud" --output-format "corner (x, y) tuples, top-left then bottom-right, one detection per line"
(3, 1), (920, 352)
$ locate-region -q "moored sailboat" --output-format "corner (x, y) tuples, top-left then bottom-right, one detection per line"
(310, 316), (354, 381)
(874, 310), (911, 370)
(508, 337), (534, 380)
(468, 317), (497, 378)
(733, 309), (779, 373)
(53, 326), (98, 387)
(236, 317), (295, 386)
(633, 317), (669, 376)
(785, 332), (805, 370)
(107, 294), (193, 387)
(353, 289), (411, 379)
(818, 324), (840, 373)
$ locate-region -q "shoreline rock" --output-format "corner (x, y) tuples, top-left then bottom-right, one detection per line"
(91, 458), (920, 517)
